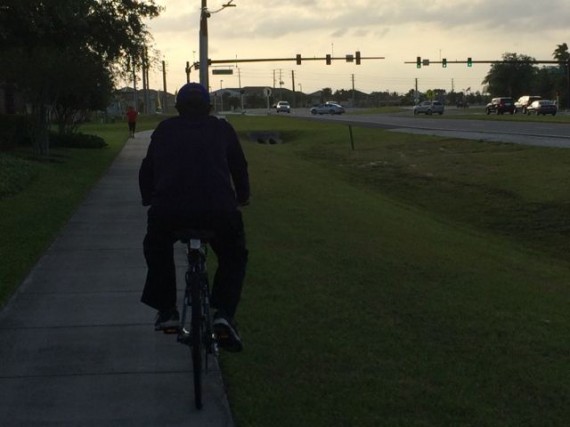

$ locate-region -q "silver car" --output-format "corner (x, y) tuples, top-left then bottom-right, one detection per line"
(276, 101), (291, 113)
(413, 101), (444, 115)
(310, 103), (345, 115)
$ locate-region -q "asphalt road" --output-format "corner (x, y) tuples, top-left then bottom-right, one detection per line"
(263, 108), (570, 148)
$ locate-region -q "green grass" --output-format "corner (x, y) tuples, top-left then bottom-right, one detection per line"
(221, 116), (570, 426)
(1, 113), (569, 425)
(0, 114), (164, 304)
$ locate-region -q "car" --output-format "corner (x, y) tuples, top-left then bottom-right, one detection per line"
(310, 103), (345, 115)
(486, 97), (515, 115)
(526, 100), (557, 116)
(413, 101), (444, 115)
(275, 101), (291, 113)
(514, 95), (541, 114)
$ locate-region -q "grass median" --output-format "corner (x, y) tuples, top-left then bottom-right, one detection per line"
(222, 115), (570, 426)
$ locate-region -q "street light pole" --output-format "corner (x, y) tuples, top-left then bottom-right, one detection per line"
(199, 0), (209, 89)
(220, 79), (224, 112)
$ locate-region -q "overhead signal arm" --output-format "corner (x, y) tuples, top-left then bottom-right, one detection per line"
(205, 54), (385, 67)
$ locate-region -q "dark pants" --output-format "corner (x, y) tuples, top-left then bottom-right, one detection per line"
(141, 209), (248, 319)
(128, 121), (136, 134)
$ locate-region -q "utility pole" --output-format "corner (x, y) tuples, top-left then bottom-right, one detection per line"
(237, 67), (244, 111)
(140, 50), (146, 113)
(132, 62), (137, 109)
(198, 1), (236, 90)
(415, 78), (418, 103)
(220, 79), (223, 112)
(185, 61), (191, 83)
(291, 70), (296, 107)
(199, 0), (209, 88)
(567, 58), (570, 111)
(272, 70), (276, 90)
(143, 48), (150, 113)
(162, 60), (168, 113)
(351, 74), (355, 107)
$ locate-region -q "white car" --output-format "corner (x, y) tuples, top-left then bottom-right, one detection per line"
(413, 101), (444, 115)
(276, 101), (291, 113)
(310, 103), (345, 115)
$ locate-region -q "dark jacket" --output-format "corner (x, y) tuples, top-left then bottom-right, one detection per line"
(139, 115), (249, 216)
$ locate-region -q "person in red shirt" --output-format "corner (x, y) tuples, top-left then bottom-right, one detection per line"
(126, 106), (138, 138)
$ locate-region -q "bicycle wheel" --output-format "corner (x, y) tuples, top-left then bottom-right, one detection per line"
(190, 272), (203, 410)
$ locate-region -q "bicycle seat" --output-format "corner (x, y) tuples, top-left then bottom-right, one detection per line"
(176, 229), (215, 243)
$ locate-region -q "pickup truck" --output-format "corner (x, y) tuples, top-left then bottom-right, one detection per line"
(514, 95), (541, 114)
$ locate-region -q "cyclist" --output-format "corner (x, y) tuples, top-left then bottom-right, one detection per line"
(139, 82), (249, 352)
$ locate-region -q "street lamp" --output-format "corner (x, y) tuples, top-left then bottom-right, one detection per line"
(199, 0), (209, 88)
(199, 0), (236, 89)
(220, 80), (224, 112)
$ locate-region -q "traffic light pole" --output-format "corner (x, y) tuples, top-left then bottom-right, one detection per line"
(187, 55), (384, 86)
(210, 55), (384, 65)
(190, 55), (384, 69)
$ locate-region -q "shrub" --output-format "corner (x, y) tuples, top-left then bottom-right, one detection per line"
(49, 132), (107, 149)
(0, 153), (38, 199)
(0, 115), (31, 151)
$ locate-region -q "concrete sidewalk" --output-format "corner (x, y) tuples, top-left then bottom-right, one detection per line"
(0, 131), (235, 426)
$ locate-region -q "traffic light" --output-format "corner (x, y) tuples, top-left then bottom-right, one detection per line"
(416, 56), (421, 68)
(326, 54), (331, 65)
(355, 51), (361, 65)
(467, 57), (472, 67)
(296, 54), (301, 65)
(442, 58), (447, 68)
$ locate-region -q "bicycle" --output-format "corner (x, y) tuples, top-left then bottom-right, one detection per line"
(166, 229), (218, 410)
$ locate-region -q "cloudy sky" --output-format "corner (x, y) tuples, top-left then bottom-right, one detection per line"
(143, 0), (570, 95)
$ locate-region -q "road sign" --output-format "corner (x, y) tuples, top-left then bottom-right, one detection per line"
(212, 69), (233, 75)
(263, 87), (272, 97)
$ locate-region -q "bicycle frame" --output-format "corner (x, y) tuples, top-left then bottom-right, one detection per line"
(176, 235), (218, 410)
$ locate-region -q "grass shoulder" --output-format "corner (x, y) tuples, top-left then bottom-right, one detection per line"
(0, 114), (164, 305)
(224, 115), (570, 426)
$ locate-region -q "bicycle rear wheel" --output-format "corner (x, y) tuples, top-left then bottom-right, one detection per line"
(190, 273), (203, 410)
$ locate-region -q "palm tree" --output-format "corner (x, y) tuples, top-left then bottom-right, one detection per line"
(553, 43), (569, 63)
(553, 43), (570, 109)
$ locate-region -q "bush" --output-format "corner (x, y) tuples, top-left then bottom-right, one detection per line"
(49, 132), (108, 149)
(0, 115), (31, 151)
(0, 153), (38, 199)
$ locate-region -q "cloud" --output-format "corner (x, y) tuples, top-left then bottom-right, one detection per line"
(149, 0), (570, 43)
(146, 0), (570, 93)
(205, 0), (570, 39)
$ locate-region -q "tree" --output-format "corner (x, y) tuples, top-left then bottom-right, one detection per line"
(0, 0), (161, 155)
(52, 50), (115, 134)
(553, 43), (570, 108)
(553, 43), (569, 63)
(320, 88), (333, 102)
(482, 53), (538, 98)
